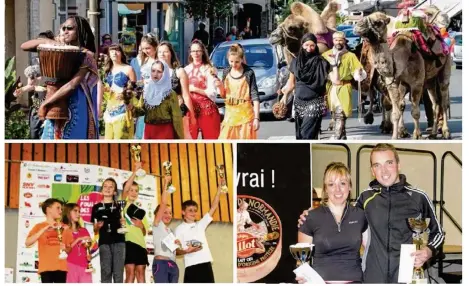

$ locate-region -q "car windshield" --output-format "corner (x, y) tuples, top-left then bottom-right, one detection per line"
(344, 29), (357, 37)
(211, 44), (274, 69)
(455, 35), (462, 45)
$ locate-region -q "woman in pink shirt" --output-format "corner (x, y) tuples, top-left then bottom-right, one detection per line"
(63, 203), (93, 283)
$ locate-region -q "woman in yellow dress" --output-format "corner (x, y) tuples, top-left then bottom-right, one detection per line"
(102, 44), (137, 139)
(219, 44), (260, 139)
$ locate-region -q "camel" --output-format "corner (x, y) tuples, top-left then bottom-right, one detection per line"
(269, 1), (337, 64)
(354, 11), (452, 139)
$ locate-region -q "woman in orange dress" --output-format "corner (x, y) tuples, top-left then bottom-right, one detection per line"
(219, 44), (260, 139)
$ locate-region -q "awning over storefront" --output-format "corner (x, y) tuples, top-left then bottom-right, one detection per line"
(118, 3), (144, 15)
(347, 0), (400, 12)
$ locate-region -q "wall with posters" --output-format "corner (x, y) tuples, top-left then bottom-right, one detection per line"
(16, 161), (157, 283)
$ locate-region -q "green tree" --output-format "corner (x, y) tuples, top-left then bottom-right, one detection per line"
(183, 0), (237, 51)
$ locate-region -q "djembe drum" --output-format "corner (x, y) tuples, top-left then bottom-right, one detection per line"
(37, 44), (83, 119)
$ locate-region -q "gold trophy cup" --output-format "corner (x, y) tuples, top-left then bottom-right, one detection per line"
(215, 165), (229, 193)
(82, 239), (95, 273)
(117, 200), (129, 234)
(56, 220), (68, 260)
(131, 145), (146, 178)
(407, 217), (429, 284)
(162, 161), (176, 194)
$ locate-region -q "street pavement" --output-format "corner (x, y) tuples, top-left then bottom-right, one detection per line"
(259, 68), (462, 140)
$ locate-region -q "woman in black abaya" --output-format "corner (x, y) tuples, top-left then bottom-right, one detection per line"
(281, 33), (330, 139)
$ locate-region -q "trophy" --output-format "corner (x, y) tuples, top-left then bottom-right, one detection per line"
(290, 243), (321, 283)
(290, 243), (314, 267)
(82, 239), (94, 273)
(215, 165), (229, 193)
(130, 145), (146, 178)
(407, 217), (429, 284)
(56, 220), (68, 260)
(117, 200), (129, 234)
(162, 161), (176, 194)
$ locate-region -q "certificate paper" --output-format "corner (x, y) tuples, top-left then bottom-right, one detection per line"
(162, 233), (179, 252)
(293, 263), (326, 284)
(398, 244), (417, 283)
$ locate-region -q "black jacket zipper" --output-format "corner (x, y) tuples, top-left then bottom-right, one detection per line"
(387, 187), (391, 283)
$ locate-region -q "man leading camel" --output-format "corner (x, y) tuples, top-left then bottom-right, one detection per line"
(323, 31), (366, 139)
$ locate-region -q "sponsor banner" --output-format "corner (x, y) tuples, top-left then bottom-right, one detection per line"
(236, 144), (312, 283)
(17, 161), (158, 283)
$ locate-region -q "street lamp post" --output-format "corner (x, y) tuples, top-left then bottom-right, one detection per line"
(88, 0), (100, 59)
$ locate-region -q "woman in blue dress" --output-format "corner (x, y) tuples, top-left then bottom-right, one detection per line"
(21, 16), (99, 139)
(102, 44), (137, 139)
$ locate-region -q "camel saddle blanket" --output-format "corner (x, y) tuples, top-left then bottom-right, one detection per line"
(316, 31), (334, 49)
(389, 29), (449, 57)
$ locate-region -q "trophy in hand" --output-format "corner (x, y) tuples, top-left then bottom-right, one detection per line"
(131, 145), (146, 178)
(82, 239), (95, 273)
(117, 200), (129, 234)
(215, 165), (229, 193)
(407, 217), (429, 283)
(56, 220), (68, 260)
(290, 243), (320, 283)
(162, 161), (176, 194)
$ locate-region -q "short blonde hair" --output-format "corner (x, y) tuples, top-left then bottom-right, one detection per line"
(321, 162), (352, 205)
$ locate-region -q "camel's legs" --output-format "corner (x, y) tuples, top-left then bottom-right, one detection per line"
(439, 57), (452, 139)
(388, 83), (401, 139)
(426, 79), (440, 139)
(409, 85), (423, 139)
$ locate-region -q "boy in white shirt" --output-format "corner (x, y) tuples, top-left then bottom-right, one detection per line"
(174, 185), (225, 283)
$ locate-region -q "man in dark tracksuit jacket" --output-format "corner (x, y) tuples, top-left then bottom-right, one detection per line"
(356, 144), (444, 283)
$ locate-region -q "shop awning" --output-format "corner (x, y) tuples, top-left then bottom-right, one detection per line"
(346, 0), (400, 12)
(118, 4), (144, 15)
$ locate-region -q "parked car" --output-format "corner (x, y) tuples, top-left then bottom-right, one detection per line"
(336, 25), (354, 32)
(452, 32), (462, 68)
(210, 38), (279, 117)
(343, 28), (360, 50)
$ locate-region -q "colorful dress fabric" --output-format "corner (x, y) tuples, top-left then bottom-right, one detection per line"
(42, 50), (98, 139)
(103, 71), (137, 139)
(184, 64), (220, 139)
(219, 65), (259, 139)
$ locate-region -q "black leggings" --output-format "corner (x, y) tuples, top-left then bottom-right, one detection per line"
(295, 115), (322, 140)
(183, 262), (215, 283)
(40, 271), (67, 283)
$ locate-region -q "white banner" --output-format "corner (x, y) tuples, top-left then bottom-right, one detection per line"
(16, 161), (158, 283)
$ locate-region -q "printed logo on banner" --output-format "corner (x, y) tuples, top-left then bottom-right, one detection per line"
(35, 193), (50, 199)
(54, 165), (80, 173)
(82, 177), (93, 184)
(54, 174), (63, 182)
(108, 171), (119, 177)
(23, 192), (33, 198)
(37, 174), (50, 180)
(66, 175), (79, 183)
(84, 168), (91, 173)
(24, 201), (32, 208)
(37, 184), (51, 189)
(22, 183), (35, 189)
(26, 173), (32, 179)
(76, 192), (103, 223)
(237, 195), (283, 283)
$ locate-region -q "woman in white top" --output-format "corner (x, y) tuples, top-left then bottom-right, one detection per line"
(151, 175), (201, 283)
(135, 34), (158, 139)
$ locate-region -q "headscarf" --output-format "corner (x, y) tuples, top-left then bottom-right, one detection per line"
(143, 60), (173, 106)
(294, 33), (330, 89)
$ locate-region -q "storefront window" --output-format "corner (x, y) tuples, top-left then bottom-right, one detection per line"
(158, 3), (184, 63)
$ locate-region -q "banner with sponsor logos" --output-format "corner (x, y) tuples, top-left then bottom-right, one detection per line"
(236, 143), (312, 283)
(16, 161), (158, 283)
